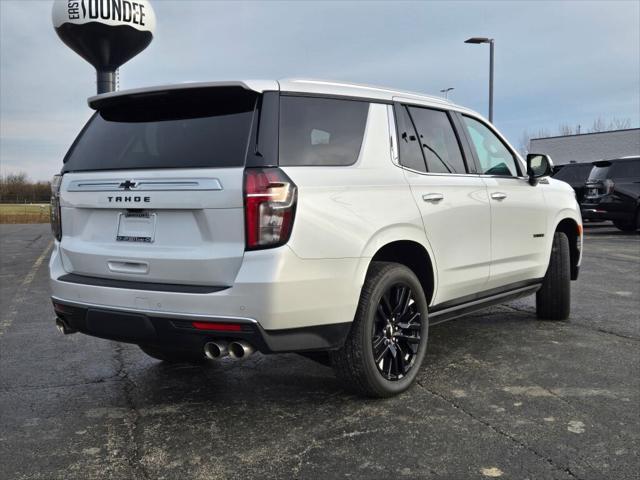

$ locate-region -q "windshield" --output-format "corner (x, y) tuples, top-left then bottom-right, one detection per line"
(63, 87), (257, 172)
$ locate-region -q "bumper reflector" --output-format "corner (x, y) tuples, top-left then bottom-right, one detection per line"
(191, 322), (243, 332)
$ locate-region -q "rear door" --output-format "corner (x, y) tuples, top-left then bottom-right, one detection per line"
(458, 114), (548, 288)
(58, 86), (263, 287)
(393, 103), (491, 305)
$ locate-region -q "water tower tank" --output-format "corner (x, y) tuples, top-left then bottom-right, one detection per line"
(52, 0), (156, 94)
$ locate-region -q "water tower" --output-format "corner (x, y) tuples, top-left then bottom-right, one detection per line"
(52, 0), (156, 94)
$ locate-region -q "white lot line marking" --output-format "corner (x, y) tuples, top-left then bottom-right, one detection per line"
(0, 240), (53, 337)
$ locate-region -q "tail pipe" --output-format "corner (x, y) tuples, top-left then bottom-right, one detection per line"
(55, 318), (76, 335)
(204, 341), (229, 360)
(228, 341), (255, 359)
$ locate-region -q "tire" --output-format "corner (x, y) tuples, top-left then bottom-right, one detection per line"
(330, 262), (429, 398)
(613, 210), (639, 232)
(138, 345), (206, 364)
(536, 232), (571, 320)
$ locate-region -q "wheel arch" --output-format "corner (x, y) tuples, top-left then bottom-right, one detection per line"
(357, 227), (437, 305)
(554, 216), (581, 280)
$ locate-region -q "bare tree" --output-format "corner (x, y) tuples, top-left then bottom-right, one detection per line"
(518, 130), (531, 156)
(0, 172), (51, 203)
(558, 123), (573, 136)
(609, 117), (631, 130)
(589, 117), (606, 133)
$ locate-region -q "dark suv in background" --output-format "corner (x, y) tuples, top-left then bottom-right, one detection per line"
(581, 156), (640, 231)
(552, 162), (594, 203)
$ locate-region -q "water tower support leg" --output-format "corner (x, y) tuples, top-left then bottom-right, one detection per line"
(96, 70), (116, 94)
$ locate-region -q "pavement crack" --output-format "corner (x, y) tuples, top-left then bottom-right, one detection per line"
(417, 381), (584, 480)
(114, 344), (150, 480)
(500, 305), (640, 342)
(0, 375), (123, 393)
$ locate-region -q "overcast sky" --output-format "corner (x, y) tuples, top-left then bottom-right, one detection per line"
(1, 0), (639, 181)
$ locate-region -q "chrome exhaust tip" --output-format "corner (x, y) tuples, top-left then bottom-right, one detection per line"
(228, 341), (255, 359)
(55, 318), (76, 335)
(204, 341), (229, 360)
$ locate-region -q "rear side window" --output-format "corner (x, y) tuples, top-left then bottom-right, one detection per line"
(63, 87), (257, 172)
(279, 96), (369, 166)
(408, 106), (467, 174)
(396, 105), (427, 172)
(610, 160), (640, 178)
(552, 164), (592, 182)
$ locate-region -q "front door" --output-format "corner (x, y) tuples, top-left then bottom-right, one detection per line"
(459, 115), (548, 289)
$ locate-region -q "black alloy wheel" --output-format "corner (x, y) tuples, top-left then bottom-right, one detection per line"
(371, 283), (422, 380)
(331, 261), (429, 398)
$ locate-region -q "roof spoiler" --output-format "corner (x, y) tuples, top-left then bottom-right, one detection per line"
(88, 80), (279, 110)
(592, 160), (612, 167)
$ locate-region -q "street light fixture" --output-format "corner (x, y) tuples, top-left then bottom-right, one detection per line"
(464, 36), (494, 122)
(439, 87), (454, 100)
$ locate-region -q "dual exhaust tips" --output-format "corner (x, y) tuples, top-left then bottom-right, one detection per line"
(204, 340), (254, 360)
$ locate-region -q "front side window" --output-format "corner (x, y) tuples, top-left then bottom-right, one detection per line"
(409, 107), (467, 174)
(279, 96), (369, 166)
(462, 116), (519, 176)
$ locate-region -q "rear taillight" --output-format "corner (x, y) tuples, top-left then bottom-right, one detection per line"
(244, 168), (297, 250)
(50, 174), (62, 241)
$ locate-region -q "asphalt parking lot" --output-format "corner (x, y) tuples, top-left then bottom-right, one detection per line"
(0, 223), (638, 480)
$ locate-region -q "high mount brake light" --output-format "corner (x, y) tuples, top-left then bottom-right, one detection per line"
(50, 174), (63, 241)
(244, 168), (297, 250)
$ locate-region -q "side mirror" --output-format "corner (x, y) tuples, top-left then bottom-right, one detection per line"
(526, 153), (554, 186)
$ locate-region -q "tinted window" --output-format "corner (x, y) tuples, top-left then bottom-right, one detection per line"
(552, 164), (592, 182)
(409, 107), (467, 174)
(396, 106), (426, 172)
(63, 88), (257, 172)
(279, 96), (369, 166)
(610, 160), (640, 178)
(462, 116), (519, 176)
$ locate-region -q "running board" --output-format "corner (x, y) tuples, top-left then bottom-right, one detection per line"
(429, 284), (541, 325)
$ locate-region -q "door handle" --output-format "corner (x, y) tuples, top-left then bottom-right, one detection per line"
(422, 193), (444, 203)
(491, 192), (507, 201)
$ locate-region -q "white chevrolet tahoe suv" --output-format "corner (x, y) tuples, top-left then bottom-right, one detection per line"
(50, 79), (582, 397)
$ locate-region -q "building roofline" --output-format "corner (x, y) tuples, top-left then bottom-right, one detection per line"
(530, 128), (640, 142)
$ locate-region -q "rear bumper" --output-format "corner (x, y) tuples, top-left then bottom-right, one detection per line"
(51, 297), (350, 353)
(49, 242), (362, 350)
(581, 205), (629, 222)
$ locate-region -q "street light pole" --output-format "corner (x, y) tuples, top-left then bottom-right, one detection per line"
(465, 37), (495, 123)
(488, 39), (494, 123)
(439, 87), (454, 99)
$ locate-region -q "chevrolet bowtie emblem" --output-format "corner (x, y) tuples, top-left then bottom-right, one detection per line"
(119, 180), (137, 190)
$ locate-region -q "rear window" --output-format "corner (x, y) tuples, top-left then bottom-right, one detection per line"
(552, 163), (592, 182)
(588, 165), (610, 181)
(63, 87), (257, 172)
(279, 96), (369, 166)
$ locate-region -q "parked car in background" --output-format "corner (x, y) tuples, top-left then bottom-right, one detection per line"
(552, 162), (594, 203)
(582, 156), (640, 231)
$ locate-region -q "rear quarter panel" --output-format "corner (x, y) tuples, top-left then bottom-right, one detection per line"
(281, 102), (435, 287)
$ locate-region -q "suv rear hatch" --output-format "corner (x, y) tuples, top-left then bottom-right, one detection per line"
(584, 161), (613, 201)
(57, 84), (270, 287)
